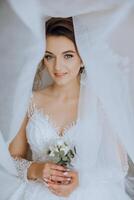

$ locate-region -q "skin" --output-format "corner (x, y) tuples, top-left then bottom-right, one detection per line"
(9, 35), (83, 197)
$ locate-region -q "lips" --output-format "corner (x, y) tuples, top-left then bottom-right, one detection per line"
(54, 72), (67, 77)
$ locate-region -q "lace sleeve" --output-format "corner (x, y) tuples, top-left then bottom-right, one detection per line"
(11, 156), (33, 182)
(27, 93), (36, 118)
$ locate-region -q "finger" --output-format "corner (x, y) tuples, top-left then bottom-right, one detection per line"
(50, 175), (72, 182)
(43, 177), (55, 184)
(51, 169), (71, 178)
(61, 180), (72, 185)
(64, 170), (78, 178)
(44, 178), (71, 185)
(50, 164), (68, 172)
(48, 183), (62, 190)
(43, 176), (68, 184)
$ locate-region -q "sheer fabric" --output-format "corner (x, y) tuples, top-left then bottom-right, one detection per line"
(0, 0), (134, 199)
(8, 80), (131, 199)
(11, 157), (33, 182)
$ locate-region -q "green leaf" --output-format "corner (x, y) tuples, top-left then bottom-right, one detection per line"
(60, 150), (65, 157)
(69, 150), (74, 158)
(54, 152), (60, 157)
(66, 155), (71, 162)
(64, 142), (68, 146)
(74, 146), (77, 154)
(47, 150), (51, 155)
(54, 156), (61, 163)
(62, 156), (68, 161)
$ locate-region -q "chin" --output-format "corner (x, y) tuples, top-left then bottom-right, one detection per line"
(54, 79), (70, 86)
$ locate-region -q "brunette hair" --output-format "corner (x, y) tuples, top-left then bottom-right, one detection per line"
(46, 17), (78, 51)
(33, 17), (84, 90)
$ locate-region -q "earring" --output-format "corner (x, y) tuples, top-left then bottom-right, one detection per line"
(80, 64), (85, 74)
(79, 63), (87, 85)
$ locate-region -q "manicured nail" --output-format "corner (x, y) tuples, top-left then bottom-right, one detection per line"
(63, 172), (68, 176)
(66, 168), (70, 171)
(44, 178), (49, 182)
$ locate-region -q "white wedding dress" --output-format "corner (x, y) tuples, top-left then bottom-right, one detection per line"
(9, 94), (131, 200)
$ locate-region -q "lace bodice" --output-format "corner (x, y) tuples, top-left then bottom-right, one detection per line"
(26, 94), (79, 163)
(25, 93), (129, 180)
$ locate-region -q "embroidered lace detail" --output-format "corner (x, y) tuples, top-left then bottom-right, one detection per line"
(36, 110), (78, 137)
(27, 93), (36, 118)
(27, 93), (79, 137)
(11, 156), (33, 182)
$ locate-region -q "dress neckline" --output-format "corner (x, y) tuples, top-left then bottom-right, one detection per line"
(28, 97), (79, 137)
(28, 90), (80, 136)
(33, 108), (79, 137)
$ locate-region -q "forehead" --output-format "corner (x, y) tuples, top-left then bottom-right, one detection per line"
(45, 36), (76, 54)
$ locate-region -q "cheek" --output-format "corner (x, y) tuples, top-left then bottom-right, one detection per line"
(44, 59), (55, 68)
(68, 61), (81, 75)
(45, 63), (54, 73)
(72, 67), (80, 75)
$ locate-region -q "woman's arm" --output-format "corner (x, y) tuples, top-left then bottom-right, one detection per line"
(8, 113), (71, 184)
(9, 114), (29, 158)
(8, 114), (35, 181)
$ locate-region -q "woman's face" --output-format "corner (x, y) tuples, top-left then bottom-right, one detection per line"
(44, 35), (82, 86)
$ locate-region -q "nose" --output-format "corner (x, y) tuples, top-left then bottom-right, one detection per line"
(54, 57), (64, 71)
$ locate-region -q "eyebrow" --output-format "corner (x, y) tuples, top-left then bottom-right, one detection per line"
(45, 50), (76, 55)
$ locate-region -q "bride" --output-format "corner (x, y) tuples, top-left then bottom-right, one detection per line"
(8, 17), (131, 199)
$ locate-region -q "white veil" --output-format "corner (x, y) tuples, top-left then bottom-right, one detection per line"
(0, 0), (134, 199)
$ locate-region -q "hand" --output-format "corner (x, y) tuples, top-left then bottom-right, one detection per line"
(28, 161), (72, 184)
(35, 162), (71, 185)
(46, 170), (79, 197)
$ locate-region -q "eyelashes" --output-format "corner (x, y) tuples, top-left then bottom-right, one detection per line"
(64, 54), (73, 59)
(44, 55), (53, 60)
(44, 54), (74, 61)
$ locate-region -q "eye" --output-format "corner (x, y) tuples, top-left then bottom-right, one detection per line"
(44, 55), (53, 61)
(64, 54), (73, 59)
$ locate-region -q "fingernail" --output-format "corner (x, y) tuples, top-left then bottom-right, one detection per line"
(66, 168), (70, 171)
(67, 178), (71, 181)
(65, 181), (70, 184)
(63, 172), (68, 176)
(44, 178), (49, 182)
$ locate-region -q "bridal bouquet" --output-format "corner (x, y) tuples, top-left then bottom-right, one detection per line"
(46, 138), (77, 167)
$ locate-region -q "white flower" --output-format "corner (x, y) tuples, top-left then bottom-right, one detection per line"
(49, 151), (55, 157)
(49, 145), (58, 152)
(60, 145), (70, 155)
(46, 138), (77, 167)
